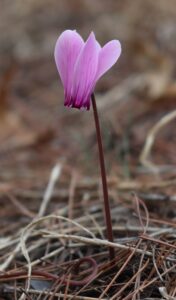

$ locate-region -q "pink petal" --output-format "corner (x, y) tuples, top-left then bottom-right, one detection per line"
(72, 32), (100, 109)
(96, 40), (121, 80)
(54, 30), (84, 103)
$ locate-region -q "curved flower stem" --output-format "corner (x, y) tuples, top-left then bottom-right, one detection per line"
(91, 93), (115, 260)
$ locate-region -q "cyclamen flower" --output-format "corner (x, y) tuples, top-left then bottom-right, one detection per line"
(54, 30), (121, 110)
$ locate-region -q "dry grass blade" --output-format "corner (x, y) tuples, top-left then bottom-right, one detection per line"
(140, 110), (176, 171)
(5, 287), (105, 300)
(38, 163), (62, 217)
(99, 240), (142, 298)
(159, 287), (176, 300)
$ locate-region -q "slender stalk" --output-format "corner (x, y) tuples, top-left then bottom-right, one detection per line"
(91, 93), (115, 260)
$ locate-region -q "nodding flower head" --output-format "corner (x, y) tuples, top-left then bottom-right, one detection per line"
(54, 30), (121, 110)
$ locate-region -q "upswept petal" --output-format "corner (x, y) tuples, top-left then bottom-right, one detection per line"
(96, 40), (121, 80)
(72, 32), (100, 109)
(54, 30), (84, 103)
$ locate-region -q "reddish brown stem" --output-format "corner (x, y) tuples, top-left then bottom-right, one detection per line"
(0, 257), (98, 287)
(91, 93), (115, 260)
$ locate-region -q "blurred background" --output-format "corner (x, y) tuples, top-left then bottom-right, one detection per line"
(0, 0), (176, 187)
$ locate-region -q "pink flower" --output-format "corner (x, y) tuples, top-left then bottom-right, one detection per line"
(54, 30), (121, 110)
